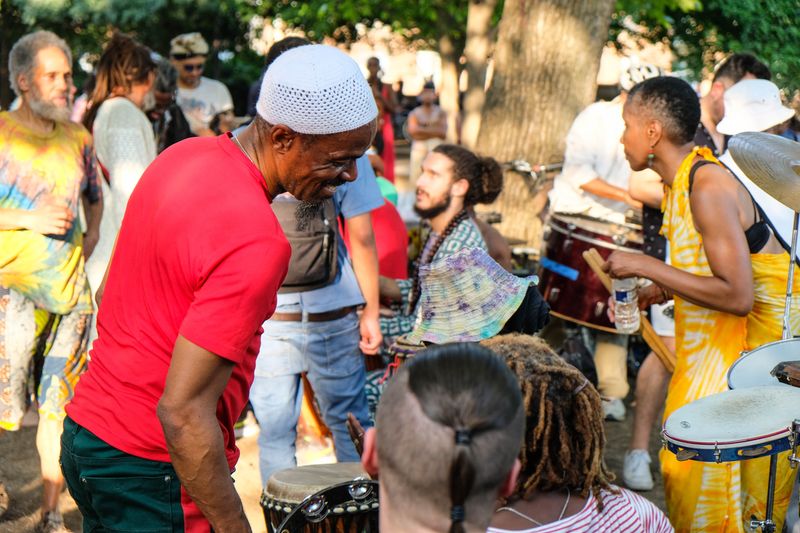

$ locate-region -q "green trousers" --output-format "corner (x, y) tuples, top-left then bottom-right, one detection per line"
(60, 416), (185, 532)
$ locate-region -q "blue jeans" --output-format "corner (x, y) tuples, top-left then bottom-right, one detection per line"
(249, 311), (370, 485)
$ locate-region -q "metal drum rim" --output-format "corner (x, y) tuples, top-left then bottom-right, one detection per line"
(662, 426), (792, 449)
(727, 337), (800, 389)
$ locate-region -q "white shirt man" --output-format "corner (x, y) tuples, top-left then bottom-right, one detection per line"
(170, 32), (234, 136)
(549, 98), (636, 223)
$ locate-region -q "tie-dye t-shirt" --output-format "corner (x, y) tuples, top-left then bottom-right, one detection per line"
(0, 111), (100, 314)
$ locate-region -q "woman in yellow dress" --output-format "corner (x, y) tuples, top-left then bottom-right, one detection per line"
(604, 76), (799, 532)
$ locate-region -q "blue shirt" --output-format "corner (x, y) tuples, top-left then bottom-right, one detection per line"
(275, 155), (384, 313)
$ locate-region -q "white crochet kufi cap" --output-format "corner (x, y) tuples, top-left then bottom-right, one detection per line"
(256, 44), (378, 135)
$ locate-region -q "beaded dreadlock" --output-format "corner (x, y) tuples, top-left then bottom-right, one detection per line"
(481, 334), (616, 511)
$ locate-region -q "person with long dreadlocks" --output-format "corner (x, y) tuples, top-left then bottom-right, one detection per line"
(378, 144), (502, 347)
(482, 334), (672, 533)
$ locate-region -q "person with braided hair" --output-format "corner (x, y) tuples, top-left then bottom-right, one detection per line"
(361, 342), (524, 533)
(483, 334), (672, 532)
(379, 144), (503, 346)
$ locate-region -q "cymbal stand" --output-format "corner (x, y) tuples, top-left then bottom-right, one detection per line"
(790, 420), (800, 523)
(751, 420), (800, 532)
(782, 212), (799, 340)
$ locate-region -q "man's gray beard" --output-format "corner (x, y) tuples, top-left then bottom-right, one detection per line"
(295, 201), (323, 231)
(28, 92), (70, 123)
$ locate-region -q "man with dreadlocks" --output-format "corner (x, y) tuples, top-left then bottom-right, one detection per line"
(483, 334), (672, 533)
(378, 144), (503, 346)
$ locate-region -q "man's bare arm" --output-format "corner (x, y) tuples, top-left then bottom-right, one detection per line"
(0, 202), (73, 233)
(82, 192), (103, 259)
(628, 170), (664, 209)
(580, 178), (642, 209)
(157, 335), (251, 533)
(346, 212), (383, 354)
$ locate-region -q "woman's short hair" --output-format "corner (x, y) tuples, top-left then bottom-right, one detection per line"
(627, 76), (701, 145)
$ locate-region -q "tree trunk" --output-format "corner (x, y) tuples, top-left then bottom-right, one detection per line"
(461, 0), (499, 149)
(437, 31), (462, 144)
(475, 0), (615, 247)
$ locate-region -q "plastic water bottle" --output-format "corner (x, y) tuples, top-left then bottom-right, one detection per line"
(612, 278), (640, 334)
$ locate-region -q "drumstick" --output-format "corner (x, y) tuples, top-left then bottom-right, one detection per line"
(582, 248), (676, 373)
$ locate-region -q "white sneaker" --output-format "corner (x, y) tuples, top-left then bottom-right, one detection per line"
(602, 398), (626, 421)
(623, 449), (654, 491)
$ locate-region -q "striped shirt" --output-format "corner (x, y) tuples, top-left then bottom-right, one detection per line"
(488, 487), (673, 533)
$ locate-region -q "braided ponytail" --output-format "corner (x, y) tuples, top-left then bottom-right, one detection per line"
(448, 429), (476, 533)
(400, 343), (524, 531)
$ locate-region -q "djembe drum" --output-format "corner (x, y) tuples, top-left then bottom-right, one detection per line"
(261, 463), (378, 533)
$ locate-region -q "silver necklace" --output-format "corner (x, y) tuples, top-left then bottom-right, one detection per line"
(495, 488), (571, 527)
(232, 134), (256, 167)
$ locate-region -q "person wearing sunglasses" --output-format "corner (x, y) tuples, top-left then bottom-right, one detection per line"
(170, 32), (234, 137)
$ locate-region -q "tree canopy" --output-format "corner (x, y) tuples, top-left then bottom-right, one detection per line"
(2, 0), (799, 110)
(615, 0), (800, 92)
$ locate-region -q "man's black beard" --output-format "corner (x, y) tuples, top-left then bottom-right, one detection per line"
(295, 201), (323, 231)
(413, 193), (451, 221)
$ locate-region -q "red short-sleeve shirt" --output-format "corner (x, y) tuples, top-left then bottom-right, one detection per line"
(67, 135), (290, 469)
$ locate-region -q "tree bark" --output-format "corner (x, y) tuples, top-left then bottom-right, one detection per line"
(461, 0), (499, 149)
(437, 31), (462, 144)
(475, 0), (615, 247)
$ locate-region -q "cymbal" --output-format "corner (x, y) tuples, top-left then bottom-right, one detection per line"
(728, 132), (800, 212)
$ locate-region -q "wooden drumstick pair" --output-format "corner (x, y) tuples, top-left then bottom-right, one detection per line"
(582, 248), (676, 373)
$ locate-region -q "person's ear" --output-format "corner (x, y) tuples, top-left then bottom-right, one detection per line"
(270, 124), (300, 154)
(450, 178), (469, 199)
(647, 119), (663, 148)
(709, 80), (726, 101)
(361, 428), (380, 477)
(499, 458), (521, 498)
(17, 72), (30, 93)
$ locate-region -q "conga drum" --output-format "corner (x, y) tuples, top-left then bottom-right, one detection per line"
(538, 213), (642, 332)
(261, 463), (378, 533)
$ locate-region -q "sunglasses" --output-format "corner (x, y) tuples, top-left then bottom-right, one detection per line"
(183, 64), (204, 73)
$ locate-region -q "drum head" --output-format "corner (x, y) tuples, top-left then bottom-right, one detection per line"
(664, 386), (800, 449)
(266, 463), (369, 505)
(728, 338), (800, 389)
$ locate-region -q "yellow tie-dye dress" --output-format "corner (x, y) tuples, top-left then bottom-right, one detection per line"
(660, 147), (798, 532)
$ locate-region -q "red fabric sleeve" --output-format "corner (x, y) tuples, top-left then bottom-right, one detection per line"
(179, 232), (289, 363)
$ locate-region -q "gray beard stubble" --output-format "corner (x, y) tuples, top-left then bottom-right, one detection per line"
(295, 201), (323, 231)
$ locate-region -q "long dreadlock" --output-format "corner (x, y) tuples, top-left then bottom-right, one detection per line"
(481, 333), (616, 511)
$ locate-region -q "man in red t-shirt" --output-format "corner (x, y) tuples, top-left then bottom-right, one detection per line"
(61, 44), (378, 533)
